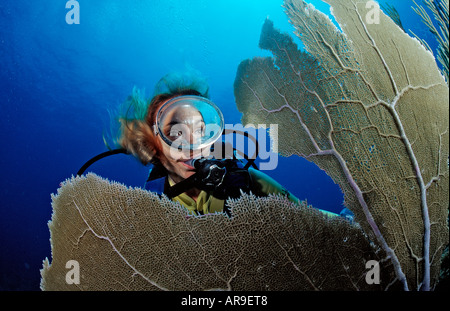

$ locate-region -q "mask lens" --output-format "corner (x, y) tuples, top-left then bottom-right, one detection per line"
(156, 96), (224, 151)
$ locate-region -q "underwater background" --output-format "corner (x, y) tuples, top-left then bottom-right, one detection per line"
(0, 0), (442, 290)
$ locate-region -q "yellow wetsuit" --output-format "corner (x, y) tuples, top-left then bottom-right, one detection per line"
(169, 168), (337, 217)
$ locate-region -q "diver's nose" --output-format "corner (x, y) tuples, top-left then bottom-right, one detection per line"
(181, 131), (195, 145)
(187, 127), (202, 145)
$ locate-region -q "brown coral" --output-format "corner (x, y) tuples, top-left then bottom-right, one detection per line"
(40, 173), (395, 291)
(234, 0), (449, 290)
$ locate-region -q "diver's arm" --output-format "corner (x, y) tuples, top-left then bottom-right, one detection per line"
(248, 168), (338, 217)
(248, 168), (301, 204)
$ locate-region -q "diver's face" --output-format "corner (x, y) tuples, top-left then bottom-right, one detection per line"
(158, 106), (210, 183)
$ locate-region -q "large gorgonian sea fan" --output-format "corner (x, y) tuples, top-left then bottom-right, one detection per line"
(41, 173), (395, 291)
(234, 0), (449, 291)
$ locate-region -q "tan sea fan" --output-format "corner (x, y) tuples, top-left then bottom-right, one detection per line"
(40, 173), (395, 291)
(234, 0), (449, 290)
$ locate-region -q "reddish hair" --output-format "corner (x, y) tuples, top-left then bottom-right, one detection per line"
(119, 90), (203, 165)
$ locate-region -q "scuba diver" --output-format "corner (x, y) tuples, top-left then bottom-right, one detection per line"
(120, 89), (301, 216)
(78, 73), (339, 218)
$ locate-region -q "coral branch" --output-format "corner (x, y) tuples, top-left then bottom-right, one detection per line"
(234, 0), (449, 290)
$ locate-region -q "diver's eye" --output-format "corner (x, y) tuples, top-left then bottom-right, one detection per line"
(193, 127), (204, 136)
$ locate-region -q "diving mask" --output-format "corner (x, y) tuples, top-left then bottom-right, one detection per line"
(155, 95), (224, 152)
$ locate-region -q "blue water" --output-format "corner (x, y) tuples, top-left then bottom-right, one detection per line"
(0, 0), (442, 290)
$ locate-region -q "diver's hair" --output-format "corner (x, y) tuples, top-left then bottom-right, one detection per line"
(153, 68), (210, 98)
(110, 69), (210, 165)
(119, 89), (203, 165)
